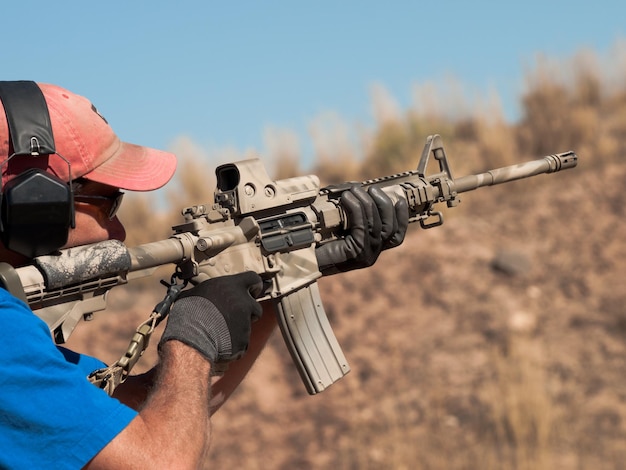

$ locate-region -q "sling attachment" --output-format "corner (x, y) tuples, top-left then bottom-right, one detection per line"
(88, 276), (187, 396)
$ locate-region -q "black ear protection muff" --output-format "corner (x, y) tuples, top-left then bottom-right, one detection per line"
(0, 81), (75, 259)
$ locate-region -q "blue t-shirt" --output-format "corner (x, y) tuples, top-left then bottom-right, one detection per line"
(0, 288), (138, 469)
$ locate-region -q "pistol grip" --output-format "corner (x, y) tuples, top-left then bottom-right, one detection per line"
(276, 282), (350, 394)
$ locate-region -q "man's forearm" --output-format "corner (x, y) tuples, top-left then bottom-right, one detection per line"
(115, 304), (278, 414)
(209, 302), (278, 412)
(142, 341), (213, 460)
(87, 341), (213, 469)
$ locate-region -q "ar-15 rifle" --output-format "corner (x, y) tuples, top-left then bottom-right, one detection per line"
(0, 135), (577, 395)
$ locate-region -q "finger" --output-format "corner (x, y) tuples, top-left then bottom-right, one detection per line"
(385, 197), (409, 248)
(368, 186), (395, 243)
(349, 186), (382, 244)
(340, 189), (368, 250)
(238, 272), (264, 321)
(248, 277), (264, 300)
(234, 271), (264, 297)
(250, 302), (263, 322)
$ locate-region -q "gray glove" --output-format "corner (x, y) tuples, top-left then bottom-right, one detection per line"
(315, 186), (409, 274)
(159, 272), (264, 364)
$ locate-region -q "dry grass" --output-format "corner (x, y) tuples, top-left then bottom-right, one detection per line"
(65, 42), (626, 469)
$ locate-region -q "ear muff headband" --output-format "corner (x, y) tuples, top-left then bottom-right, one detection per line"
(0, 81), (75, 258)
(0, 80), (56, 156)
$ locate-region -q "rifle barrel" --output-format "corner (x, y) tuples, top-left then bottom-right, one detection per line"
(453, 151), (577, 194)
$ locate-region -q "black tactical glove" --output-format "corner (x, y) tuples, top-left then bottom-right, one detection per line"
(159, 272), (264, 364)
(315, 186), (409, 274)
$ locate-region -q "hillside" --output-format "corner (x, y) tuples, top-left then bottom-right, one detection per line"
(63, 49), (626, 469)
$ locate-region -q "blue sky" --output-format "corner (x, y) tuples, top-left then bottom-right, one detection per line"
(3, 1), (624, 167)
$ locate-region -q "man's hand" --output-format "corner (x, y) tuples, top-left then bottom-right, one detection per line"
(100, 274), (263, 468)
(315, 186), (409, 274)
(159, 272), (264, 364)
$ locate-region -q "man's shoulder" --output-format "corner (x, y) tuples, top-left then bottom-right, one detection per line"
(0, 285), (49, 339)
(0, 285), (25, 308)
(0, 286), (31, 312)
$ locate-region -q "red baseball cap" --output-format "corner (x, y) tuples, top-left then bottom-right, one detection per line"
(1, 83), (177, 191)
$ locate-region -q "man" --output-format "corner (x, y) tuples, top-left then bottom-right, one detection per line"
(0, 82), (408, 468)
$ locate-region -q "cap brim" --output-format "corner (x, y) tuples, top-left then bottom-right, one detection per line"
(81, 142), (177, 191)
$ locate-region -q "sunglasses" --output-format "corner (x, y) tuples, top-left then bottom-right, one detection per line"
(72, 180), (125, 220)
